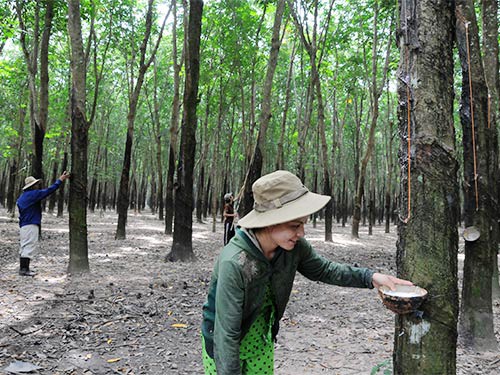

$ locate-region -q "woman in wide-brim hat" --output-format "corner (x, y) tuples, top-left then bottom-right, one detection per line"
(201, 170), (413, 375)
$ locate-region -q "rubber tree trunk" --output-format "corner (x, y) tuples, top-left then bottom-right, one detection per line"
(6, 105), (26, 214)
(352, 2), (392, 238)
(165, 0), (182, 235)
(0, 166), (7, 208)
(384, 117), (394, 234)
(116, 0), (164, 239)
(456, 0), (497, 350)
(196, 86), (212, 223)
(241, 4), (268, 175)
(210, 83), (224, 233)
(67, 0), (90, 273)
(57, 149), (68, 217)
(167, 0), (203, 262)
(276, 43), (296, 171)
(481, 0), (500, 298)
(238, 0), (285, 217)
(152, 60), (164, 221)
(301, 0), (335, 242)
(6, 161), (17, 214)
(35, 0), (53, 180)
(16, 0), (53, 181)
(48, 158), (59, 213)
(394, 1), (458, 373)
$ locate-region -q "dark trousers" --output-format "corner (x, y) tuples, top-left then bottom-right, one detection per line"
(224, 221), (235, 245)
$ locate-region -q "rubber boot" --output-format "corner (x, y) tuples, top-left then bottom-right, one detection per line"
(19, 257), (35, 276)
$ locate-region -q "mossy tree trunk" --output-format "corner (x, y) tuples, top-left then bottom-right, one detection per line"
(456, 0), (498, 350)
(68, 0), (90, 273)
(394, 0), (458, 373)
(481, 0), (500, 299)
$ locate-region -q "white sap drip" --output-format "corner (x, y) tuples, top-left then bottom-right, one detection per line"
(409, 320), (431, 344)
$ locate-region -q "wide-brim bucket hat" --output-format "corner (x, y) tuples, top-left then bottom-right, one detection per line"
(23, 176), (41, 190)
(238, 170), (331, 228)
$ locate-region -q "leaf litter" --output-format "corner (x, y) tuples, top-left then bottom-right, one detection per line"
(0, 208), (498, 374)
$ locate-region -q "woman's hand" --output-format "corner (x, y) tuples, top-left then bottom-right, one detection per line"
(372, 273), (414, 291)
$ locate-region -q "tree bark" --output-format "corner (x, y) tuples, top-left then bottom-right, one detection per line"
(456, 0), (497, 350)
(57, 147), (68, 217)
(341, 178), (347, 227)
(165, 0), (182, 235)
(481, 0), (500, 298)
(368, 157), (375, 235)
(36, 0), (53, 179)
(243, 4), (268, 172)
(238, 0), (285, 217)
(48, 158), (59, 213)
(152, 59), (164, 220)
(210, 82), (224, 233)
(6, 105), (26, 214)
(276, 43), (296, 171)
(100, 120), (111, 212)
(288, 0), (335, 241)
(0, 166), (7, 208)
(67, 0), (90, 273)
(88, 140), (102, 212)
(15, 0), (53, 180)
(296, 77), (313, 181)
(385, 111), (394, 233)
(352, 2), (392, 238)
(394, 0), (458, 373)
(167, 0), (203, 262)
(116, 0), (169, 239)
(196, 87), (212, 223)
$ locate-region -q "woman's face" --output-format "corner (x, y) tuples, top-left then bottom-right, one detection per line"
(268, 216), (307, 250)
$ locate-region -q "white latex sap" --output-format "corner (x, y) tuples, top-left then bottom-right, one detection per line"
(383, 290), (421, 298)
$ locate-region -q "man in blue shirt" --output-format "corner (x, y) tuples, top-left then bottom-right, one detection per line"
(16, 171), (70, 276)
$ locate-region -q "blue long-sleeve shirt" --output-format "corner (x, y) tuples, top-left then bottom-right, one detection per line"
(17, 179), (62, 228)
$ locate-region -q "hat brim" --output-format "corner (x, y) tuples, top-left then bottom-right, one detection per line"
(238, 192), (331, 228)
(23, 179), (41, 190)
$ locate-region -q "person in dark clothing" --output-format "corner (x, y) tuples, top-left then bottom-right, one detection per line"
(223, 193), (237, 245)
(16, 171), (70, 276)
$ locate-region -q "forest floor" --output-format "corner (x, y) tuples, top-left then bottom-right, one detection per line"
(0, 207), (499, 375)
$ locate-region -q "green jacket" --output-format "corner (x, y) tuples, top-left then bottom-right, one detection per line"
(201, 228), (375, 375)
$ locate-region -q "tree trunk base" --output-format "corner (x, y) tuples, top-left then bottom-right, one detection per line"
(166, 245), (196, 262)
(115, 231), (126, 240)
(459, 312), (498, 351)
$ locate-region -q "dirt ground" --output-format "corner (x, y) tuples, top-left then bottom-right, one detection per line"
(1, 207), (499, 375)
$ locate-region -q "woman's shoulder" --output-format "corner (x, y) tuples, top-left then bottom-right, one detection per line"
(219, 241), (245, 262)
